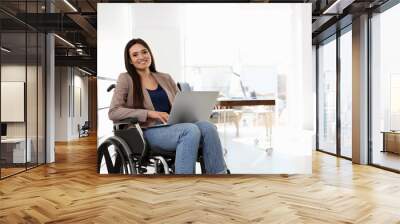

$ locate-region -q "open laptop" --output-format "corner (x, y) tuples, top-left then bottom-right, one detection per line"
(148, 91), (219, 128)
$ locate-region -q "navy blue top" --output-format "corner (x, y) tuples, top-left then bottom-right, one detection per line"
(147, 85), (171, 113)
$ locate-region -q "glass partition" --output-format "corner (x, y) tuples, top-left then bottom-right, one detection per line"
(0, 1), (46, 179)
(1, 29), (28, 178)
(27, 30), (38, 169)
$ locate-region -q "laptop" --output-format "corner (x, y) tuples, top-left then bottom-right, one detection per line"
(147, 91), (219, 128)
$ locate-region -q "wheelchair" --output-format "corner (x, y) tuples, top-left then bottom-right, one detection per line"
(97, 84), (208, 175)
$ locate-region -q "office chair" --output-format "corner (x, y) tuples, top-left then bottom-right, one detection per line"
(78, 121), (90, 138)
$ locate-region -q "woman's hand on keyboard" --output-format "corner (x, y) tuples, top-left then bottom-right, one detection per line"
(148, 111), (169, 124)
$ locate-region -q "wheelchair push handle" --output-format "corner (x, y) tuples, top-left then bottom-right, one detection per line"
(107, 84), (116, 92)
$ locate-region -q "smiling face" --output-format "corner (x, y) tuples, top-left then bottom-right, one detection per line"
(129, 43), (152, 71)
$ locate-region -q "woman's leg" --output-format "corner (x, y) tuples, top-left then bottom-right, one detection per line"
(195, 121), (227, 174)
(143, 123), (201, 174)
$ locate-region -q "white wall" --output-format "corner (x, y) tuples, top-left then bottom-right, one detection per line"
(291, 4), (313, 131)
(97, 4), (133, 79)
(1, 65), (35, 137)
(73, 74), (89, 137)
(98, 4), (184, 81)
(130, 4), (184, 82)
(1, 64), (46, 163)
(55, 67), (89, 141)
(55, 67), (68, 141)
(97, 3), (135, 143)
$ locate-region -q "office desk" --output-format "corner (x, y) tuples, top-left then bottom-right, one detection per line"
(381, 131), (400, 154)
(217, 98), (276, 107)
(1, 138), (32, 164)
(216, 98), (276, 152)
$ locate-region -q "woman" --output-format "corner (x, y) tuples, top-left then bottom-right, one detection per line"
(108, 38), (227, 174)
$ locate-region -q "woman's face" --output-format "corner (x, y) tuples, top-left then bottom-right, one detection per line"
(129, 43), (152, 71)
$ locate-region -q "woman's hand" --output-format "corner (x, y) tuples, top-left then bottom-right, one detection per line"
(147, 111), (169, 124)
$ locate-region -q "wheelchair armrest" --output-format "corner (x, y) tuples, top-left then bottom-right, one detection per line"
(113, 117), (147, 160)
(113, 117), (140, 131)
(118, 117), (139, 125)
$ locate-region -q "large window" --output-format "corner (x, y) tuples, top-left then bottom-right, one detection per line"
(316, 25), (353, 159)
(340, 28), (352, 158)
(371, 3), (400, 171)
(317, 37), (337, 155)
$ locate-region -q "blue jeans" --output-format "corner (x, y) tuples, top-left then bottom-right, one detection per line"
(143, 121), (226, 174)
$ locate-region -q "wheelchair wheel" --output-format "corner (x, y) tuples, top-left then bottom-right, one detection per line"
(97, 136), (137, 174)
(154, 159), (165, 174)
(153, 156), (173, 174)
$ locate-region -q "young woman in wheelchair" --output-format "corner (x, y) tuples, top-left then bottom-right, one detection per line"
(108, 38), (227, 174)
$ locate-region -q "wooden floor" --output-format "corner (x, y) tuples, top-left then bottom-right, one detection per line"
(1, 163), (44, 178)
(373, 151), (400, 171)
(0, 167), (26, 178)
(1, 135), (400, 223)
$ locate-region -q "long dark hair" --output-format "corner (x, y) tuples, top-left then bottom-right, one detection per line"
(124, 38), (157, 108)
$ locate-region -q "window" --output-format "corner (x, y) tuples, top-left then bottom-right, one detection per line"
(317, 37), (337, 154)
(340, 28), (352, 158)
(371, 3), (400, 171)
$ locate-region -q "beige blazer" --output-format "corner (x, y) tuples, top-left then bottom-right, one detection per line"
(108, 72), (179, 127)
